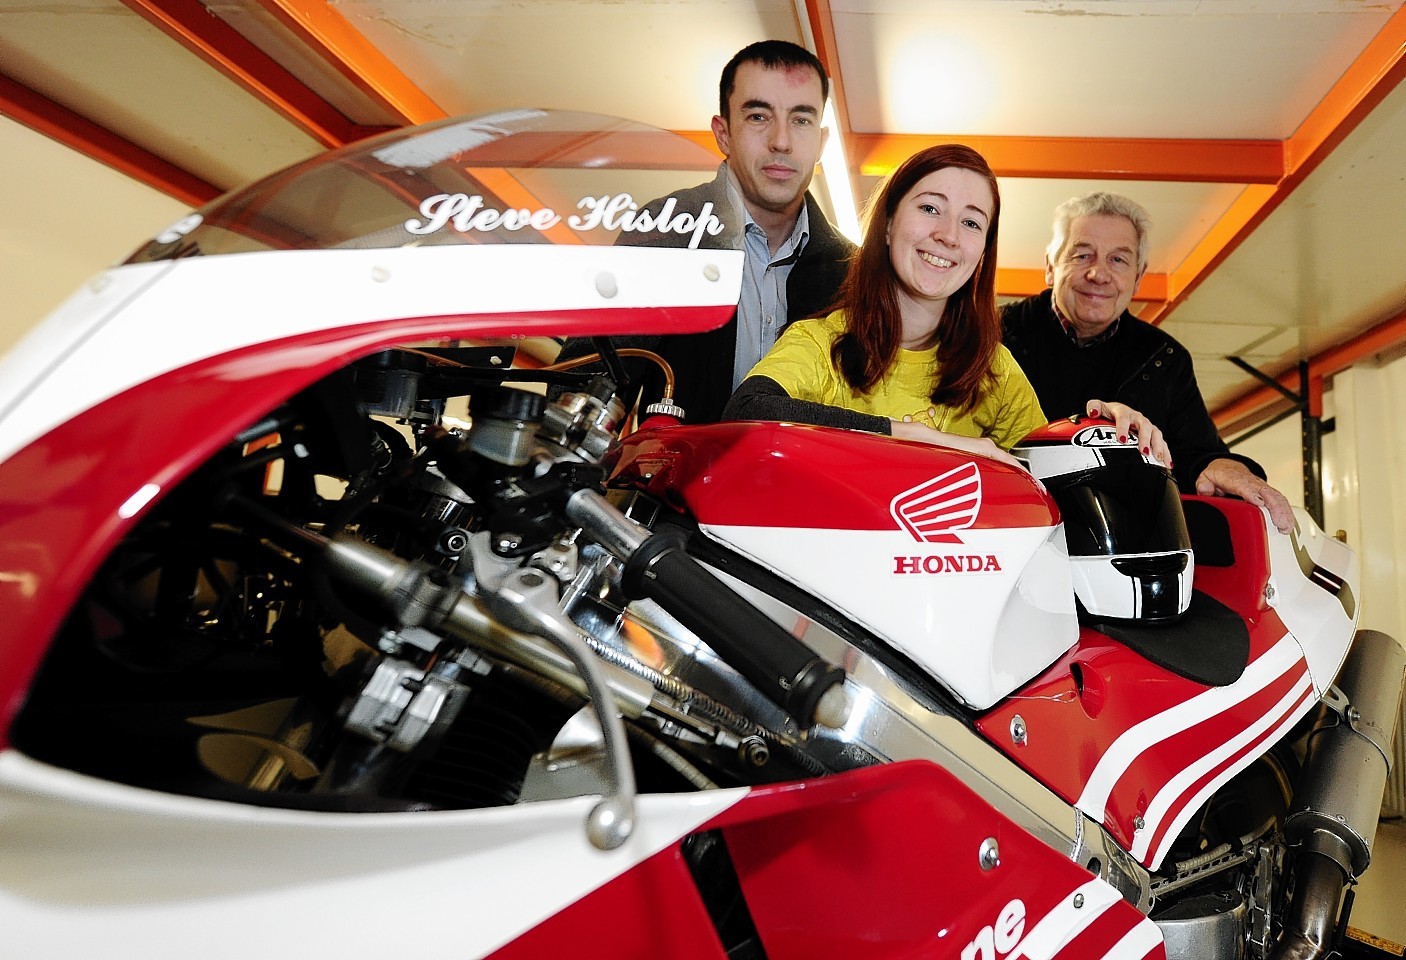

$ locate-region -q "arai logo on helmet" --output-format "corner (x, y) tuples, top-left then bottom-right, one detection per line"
(1071, 423), (1165, 467)
(1072, 424), (1136, 447)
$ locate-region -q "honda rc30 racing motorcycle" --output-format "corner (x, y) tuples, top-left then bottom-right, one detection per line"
(1, 110), (1401, 960)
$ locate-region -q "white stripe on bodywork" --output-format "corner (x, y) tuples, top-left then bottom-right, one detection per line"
(1131, 670), (1314, 864)
(1101, 916), (1166, 960)
(1010, 877), (1123, 959)
(1075, 634), (1303, 822)
(0, 244), (743, 466)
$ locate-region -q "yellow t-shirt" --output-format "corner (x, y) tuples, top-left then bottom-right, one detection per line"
(746, 310), (1047, 450)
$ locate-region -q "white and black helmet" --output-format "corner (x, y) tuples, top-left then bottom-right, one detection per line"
(1015, 417), (1193, 622)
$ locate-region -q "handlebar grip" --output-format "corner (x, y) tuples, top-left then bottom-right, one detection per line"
(621, 527), (847, 729)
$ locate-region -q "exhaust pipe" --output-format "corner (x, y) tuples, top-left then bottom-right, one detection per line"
(1272, 629), (1405, 959)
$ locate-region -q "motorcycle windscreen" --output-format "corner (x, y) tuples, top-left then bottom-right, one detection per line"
(0, 109), (746, 469)
(125, 109), (743, 265)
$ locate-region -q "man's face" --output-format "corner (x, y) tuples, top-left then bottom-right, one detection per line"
(1046, 213), (1145, 339)
(711, 61), (828, 221)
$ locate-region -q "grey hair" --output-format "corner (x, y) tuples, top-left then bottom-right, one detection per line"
(1046, 192), (1151, 274)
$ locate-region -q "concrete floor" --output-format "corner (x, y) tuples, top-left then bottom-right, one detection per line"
(1352, 817), (1406, 948)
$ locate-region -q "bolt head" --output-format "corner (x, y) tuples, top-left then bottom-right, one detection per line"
(978, 837), (1000, 871)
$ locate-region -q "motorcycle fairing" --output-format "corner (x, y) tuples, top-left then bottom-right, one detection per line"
(980, 622), (1312, 871)
(0, 313), (734, 741)
(0, 244), (741, 469)
(491, 761), (1166, 960)
(1264, 510), (1360, 692)
(0, 750), (748, 959)
(609, 421), (1079, 709)
(977, 497), (1359, 871)
(1, 749), (1166, 959)
(2, 108), (745, 469)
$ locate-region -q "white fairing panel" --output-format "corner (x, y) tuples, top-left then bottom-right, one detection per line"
(0, 751), (745, 960)
(1267, 506), (1362, 692)
(702, 523), (1078, 708)
(0, 245), (743, 467)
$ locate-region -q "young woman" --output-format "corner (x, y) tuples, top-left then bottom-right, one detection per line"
(723, 143), (1166, 470)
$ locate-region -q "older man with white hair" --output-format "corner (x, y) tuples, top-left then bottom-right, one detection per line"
(1001, 191), (1293, 534)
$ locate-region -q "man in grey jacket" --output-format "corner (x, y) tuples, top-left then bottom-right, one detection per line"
(557, 39), (854, 423)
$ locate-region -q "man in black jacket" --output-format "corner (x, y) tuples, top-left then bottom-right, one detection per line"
(557, 40), (855, 423)
(1001, 191), (1294, 533)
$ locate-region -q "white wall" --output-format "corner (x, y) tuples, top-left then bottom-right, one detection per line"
(1322, 359), (1406, 643)
(0, 114), (189, 357)
(1229, 354), (1406, 644)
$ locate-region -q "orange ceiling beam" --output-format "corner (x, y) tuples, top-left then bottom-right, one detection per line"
(995, 268), (1052, 300)
(1186, 5), (1406, 425)
(254, 0), (447, 126)
(797, 0), (862, 208)
(677, 128), (1284, 184)
(0, 72), (219, 207)
(1165, 4), (1406, 320)
(120, 0), (378, 148)
(853, 134), (1285, 183)
(1215, 306), (1406, 435)
(1161, 184), (1276, 304)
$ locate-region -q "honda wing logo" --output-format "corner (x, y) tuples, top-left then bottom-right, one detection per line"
(890, 462), (981, 543)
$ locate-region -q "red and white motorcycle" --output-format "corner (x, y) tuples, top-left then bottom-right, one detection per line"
(0, 110), (1399, 960)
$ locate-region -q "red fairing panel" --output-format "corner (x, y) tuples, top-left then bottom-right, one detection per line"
(979, 623), (1308, 864)
(611, 420), (1060, 532)
(488, 843), (730, 960)
(976, 498), (1315, 870)
(0, 307), (728, 743)
(491, 762), (1164, 960)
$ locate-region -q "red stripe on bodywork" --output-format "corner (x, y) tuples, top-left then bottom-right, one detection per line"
(1138, 681), (1315, 865)
(977, 604), (1299, 857)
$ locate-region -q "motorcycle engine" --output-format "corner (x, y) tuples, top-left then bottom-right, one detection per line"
(10, 342), (865, 833)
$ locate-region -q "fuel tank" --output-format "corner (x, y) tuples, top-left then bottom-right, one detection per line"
(609, 420), (1077, 709)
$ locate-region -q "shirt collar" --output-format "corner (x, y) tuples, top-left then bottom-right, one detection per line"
(723, 163), (810, 265)
(1051, 294), (1120, 347)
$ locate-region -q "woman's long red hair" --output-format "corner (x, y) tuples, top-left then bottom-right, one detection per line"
(830, 143), (1002, 412)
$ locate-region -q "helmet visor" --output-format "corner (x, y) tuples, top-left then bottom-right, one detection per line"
(1055, 460), (1191, 557)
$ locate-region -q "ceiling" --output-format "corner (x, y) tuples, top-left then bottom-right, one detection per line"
(3, 0), (1405, 431)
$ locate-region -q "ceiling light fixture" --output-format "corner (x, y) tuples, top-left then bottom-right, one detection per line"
(820, 100), (862, 243)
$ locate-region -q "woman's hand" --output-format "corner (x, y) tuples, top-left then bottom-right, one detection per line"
(890, 420), (1027, 471)
(1085, 399), (1172, 468)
